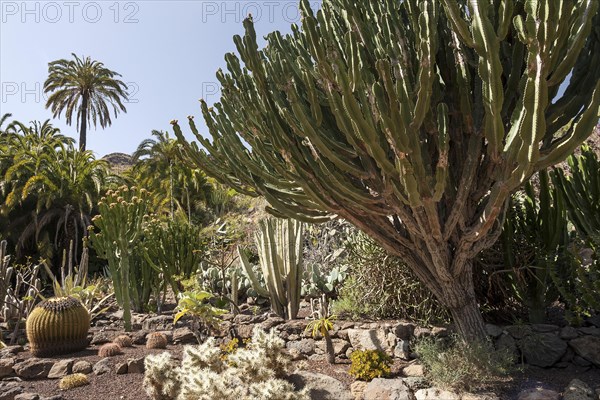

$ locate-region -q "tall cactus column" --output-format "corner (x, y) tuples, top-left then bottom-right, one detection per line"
(255, 218), (303, 320)
(174, 0), (600, 342)
(89, 186), (150, 331)
(239, 219), (304, 319)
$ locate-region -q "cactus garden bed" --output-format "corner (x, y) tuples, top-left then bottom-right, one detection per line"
(2, 299), (600, 400)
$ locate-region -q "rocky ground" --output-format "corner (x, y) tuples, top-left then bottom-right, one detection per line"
(1, 303), (600, 400)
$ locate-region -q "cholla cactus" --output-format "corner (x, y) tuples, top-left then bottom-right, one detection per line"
(247, 380), (307, 400)
(143, 327), (308, 400)
(179, 369), (243, 400)
(227, 327), (292, 382)
(180, 337), (225, 372)
(144, 352), (181, 400)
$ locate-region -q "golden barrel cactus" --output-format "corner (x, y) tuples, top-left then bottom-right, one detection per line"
(26, 296), (90, 357)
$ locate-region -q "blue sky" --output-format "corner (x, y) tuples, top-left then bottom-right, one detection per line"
(0, 1), (320, 157)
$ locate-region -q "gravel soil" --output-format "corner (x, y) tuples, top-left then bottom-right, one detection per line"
(20, 345), (176, 400)
(18, 342), (600, 400)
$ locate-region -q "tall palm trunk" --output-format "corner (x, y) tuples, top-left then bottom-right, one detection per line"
(79, 93), (88, 151)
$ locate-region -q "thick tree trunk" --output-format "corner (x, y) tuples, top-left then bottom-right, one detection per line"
(447, 295), (487, 342)
(436, 263), (488, 343)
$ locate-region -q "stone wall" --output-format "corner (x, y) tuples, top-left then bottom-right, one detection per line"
(110, 307), (600, 370)
(166, 309), (600, 370)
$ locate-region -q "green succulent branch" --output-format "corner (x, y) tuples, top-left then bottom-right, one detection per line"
(175, 0), (600, 341)
(89, 186), (150, 331)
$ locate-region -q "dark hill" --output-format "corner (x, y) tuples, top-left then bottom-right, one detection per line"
(102, 152), (134, 173)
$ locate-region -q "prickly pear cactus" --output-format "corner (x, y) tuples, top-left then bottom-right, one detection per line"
(25, 296), (90, 357)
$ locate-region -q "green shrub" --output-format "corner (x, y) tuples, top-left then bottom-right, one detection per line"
(348, 350), (391, 381)
(333, 232), (449, 324)
(414, 336), (514, 391)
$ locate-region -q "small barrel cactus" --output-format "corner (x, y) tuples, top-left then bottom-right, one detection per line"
(59, 373), (90, 390)
(26, 296), (90, 357)
(146, 332), (168, 349)
(113, 334), (133, 348)
(98, 342), (123, 357)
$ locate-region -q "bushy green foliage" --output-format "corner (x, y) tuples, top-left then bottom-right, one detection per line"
(174, 0), (600, 342)
(302, 220), (351, 299)
(0, 120), (112, 265)
(143, 327), (308, 400)
(131, 130), (213, 221)
(348, 349), (391, 381)
(173, 290), (227, 343)
(414, 337), (514, 391)
(476, 171), (575, 323)
(477, 153), (600, 323)
(553, 144), (600, 241)
(333, 232), (449, 324)
(142, 216), (206, 302)
(550, 145), (600, 320)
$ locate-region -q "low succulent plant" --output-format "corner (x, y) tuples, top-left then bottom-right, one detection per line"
(348, 349), (391, 381)
(146, 332), (168, 349)
(98, 342), (123, 357)
(113, 334), (133, 348)
(26, 296), (90, 357)
(59, 373), (90, 390)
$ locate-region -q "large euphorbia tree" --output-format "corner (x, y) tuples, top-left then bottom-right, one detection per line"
(174, 0), (600, 342)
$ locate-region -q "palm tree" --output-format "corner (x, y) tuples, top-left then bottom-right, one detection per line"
(0, 113), (13, 135)
(132, 130), (212, 220)
(1, 120), (111, 264)
(43, 54), (128, 151)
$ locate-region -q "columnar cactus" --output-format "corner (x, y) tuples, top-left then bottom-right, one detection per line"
(240, 218), (303, 319)
(89, 186), (150, 331)
(26, 296), (90, 357)
(552, 143), (600, 241)
(174, 0), (600, 341)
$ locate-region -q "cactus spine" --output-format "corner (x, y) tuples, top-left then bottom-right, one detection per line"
(174, 0), (600, 341)
(254, 218), (303, 319)
(26, 296), (90, 357)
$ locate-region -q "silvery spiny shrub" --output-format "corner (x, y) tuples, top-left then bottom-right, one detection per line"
(143, 327), (308, 400)
(227, 327), (292, 382)
(180, 337), (225, 373)
(143, 352), (181, 400)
